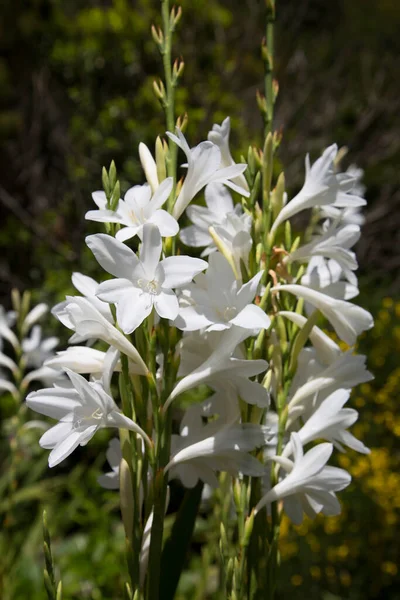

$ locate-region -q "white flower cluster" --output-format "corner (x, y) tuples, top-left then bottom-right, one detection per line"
(23, 117), (373, 535)
(0, 300), (62, 399)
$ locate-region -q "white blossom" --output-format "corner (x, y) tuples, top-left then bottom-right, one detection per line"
(166, 410), (268, 488)
(272, 284), (373, 345)
(270, 144), (366, 234)
(288, 350), (373, 413)
(165, 328), (269, 411)
(284, 389), (369, 456)
(207, 117), (249, 191)
(52, 295), (148, 374)
(255, 433), (351, 524)
(26, 350), (151, 467)
(167, 129), (249, 219)
(52, 272), (113, 326)
(180, 183), (250, 255)
(85, 178), (179, 241)
(287, 223), (360, 275)
(301, 256), (359, 299)
(87, 224), (207, 334)
(175, 252), (270, 333)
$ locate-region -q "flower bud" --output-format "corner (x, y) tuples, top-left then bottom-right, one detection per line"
(139, 142), (159, 193)
(155, 136), (167, 184)
(151, 24), (163, 46)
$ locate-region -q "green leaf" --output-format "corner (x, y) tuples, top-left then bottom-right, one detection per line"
(159, 482), (203, 600)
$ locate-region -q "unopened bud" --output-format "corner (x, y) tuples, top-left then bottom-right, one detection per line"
(56, 582), (63, 600)
(261, 368), (272, 392)
(155, 136), (167, 183)
(273, 78), (279, 102)
(271, 171), (285, 220)
(220, 522), (228, 551)
(139, 142), (159, 193)
(256, 90), (267, 115)
(102, 166), (110, 196)
(170, 5), (182, 29)
(11, 288), (20, 313)
(172, 57), (185, 82)
(176, 112), (188, 132)
(151, 24), (164, 46)
(153, 79), (166, 103)
(110, 180), (120, 212)
(243, 511), (255, 547)
(109, 160), (117, 189)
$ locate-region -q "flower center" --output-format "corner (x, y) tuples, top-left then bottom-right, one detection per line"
(223, 306), (237, 321)
(145, 279), (159, 295)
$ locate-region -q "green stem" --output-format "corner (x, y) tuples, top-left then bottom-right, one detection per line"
(160, 0), (178, 214)
(264, 1), (275, 137)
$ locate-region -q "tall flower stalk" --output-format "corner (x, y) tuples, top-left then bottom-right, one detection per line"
(23, 2), (374, 599)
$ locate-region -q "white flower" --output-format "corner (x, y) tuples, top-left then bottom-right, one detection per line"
(288, 350), (373, 413)
(85, 178), (179, 241)
(165, 328), (269, 410)
(175, 252), (270, 333)
(97, 438), (121, 489)
(0, 306), (19, 350)
(52, 295), (148, 374)
(26, 350), (151, 467)
(45, 346), (126, 375)
(52, 272), (113, 326)
(287, 223), (360, 275)
(301, 256), (359, 299)
(278, 311), (341, 366)
(166, 411), (268, 488)
(284, 389), (369, 456)
(166, 129), (249, 219)
(22, 303), (48, 334)
(272, 284), (373, 345)
(87, 224), (208, 334)
(270, 144), (366, 234)
(207, 117), (249, 191)
(255, 433), (351, 524)
(20, 325), (62, 387)
(22, 325), (58, 369)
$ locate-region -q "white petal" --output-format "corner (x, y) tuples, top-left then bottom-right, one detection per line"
(48, 430), (90, 467)
(139, 142), (159, 192)
(26, 387), (80, 419)
(97, 278), (135, 303)
(147, 177), (173, 210)
(117, 291), (153, 334)
(148, 210), (179, 237)
(205, 182), (234, 213)
(116, 226), (142, 242)
(97, 471), (120, 490)
(161, 256), (208, 288)
(23, 303), (48, 329)
(40, 421), (72, 448)
(180, 225), (212, 248)
(86, 234), (138, 279)
(230, 304), (271, 330)
(140, 224), (162, 279)
(71, 273), (98, 296)
(154, 290), (179, 320)
(85, 209), (123, 224)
